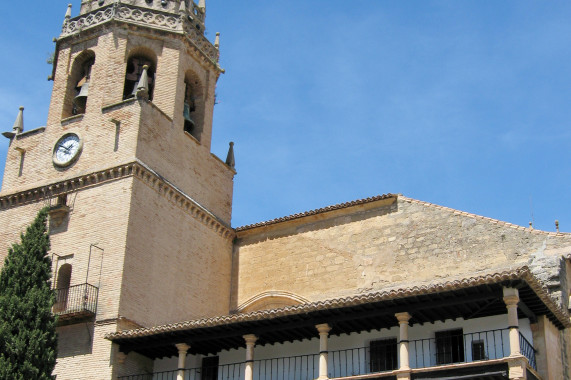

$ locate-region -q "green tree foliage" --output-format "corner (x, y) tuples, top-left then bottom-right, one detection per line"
(0, 208), (57, 380)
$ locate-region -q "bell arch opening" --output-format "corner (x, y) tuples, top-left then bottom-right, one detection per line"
(182, 70), (204, 142)
(62, 50), (95, 119)
(123, 47), (157, 101)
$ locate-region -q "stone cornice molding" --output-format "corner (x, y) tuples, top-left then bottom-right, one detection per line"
(0, 161), (235, 240)
(0, 163), (136, 209)
(60, 3), (221, 70)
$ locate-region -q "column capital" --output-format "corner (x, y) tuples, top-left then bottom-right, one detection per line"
(503, 287), (519, 301)
(395, 312), (412, 324)
(243, 334), (258, 345)
(503, 295), (519, 308)
(175, 343), (190, 353)
(316, 323), (331, 335)
(116, 351), (127, 364)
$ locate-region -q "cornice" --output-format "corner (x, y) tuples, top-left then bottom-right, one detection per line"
(0, 161), (235, 240)
(132, 160), (234, 239)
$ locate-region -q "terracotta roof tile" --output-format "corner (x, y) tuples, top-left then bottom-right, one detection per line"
(235, 194), (396, 231)
(105, 266), (570, 341)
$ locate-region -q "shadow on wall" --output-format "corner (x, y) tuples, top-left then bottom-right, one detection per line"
(57, 322), (94, 357)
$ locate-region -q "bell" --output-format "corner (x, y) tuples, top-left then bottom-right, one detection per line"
(183, 102), (195, 129)
(73, 81), (89, 109)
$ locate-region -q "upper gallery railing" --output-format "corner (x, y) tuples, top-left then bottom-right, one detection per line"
(118, 328), (537, 380)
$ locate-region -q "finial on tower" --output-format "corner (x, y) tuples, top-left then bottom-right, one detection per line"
(136, 65), (150, 100)
(13, 107), (24, 134)
(179, 0), (187, 15)
(64, 3), (72, 21)
(225, 142), (235, 169)
(555, 220), (560, 233)
(3, 106), (24, 139)
(214, 32), (220, 49)
(198, 0), (206, 11)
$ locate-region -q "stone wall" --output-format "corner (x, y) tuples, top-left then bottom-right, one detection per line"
(233, 196), (571, 310)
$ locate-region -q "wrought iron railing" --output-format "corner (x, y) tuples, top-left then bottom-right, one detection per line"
(53, 283), (98, 317)
(328, 339), (398, 378)
(519, 332), (537, 371)
(410, 329), (510, 369)
(118, 328), (537, 380)
(118, 362), (244, 380)
(253, 353), (318, 380)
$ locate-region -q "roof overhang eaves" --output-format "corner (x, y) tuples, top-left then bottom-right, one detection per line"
(107, 266), (570, 356)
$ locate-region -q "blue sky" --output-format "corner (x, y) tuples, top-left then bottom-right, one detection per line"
(0, 1), (570, 231)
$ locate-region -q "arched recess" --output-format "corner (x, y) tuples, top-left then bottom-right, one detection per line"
(62, 50), (95, 119)
(237, 291), (310, 313)
(123, 47), (157, 101)
(182, 69), (204, 142)
(54, 263), (72, 312)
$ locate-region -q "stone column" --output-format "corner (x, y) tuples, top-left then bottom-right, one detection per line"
(243, 334), (258, 380)
(175, 343), (190, 380)
(316, 323), (331, 380)
(395, 312), (411, 370)
(503, 287), (521, 356)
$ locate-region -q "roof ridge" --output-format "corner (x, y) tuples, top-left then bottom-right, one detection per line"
(399, 195), (570, 237)
(235, 193), (396, 231)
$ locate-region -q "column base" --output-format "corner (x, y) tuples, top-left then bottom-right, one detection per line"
(395, 368), (412, 380)
(507, 355), (527, 380)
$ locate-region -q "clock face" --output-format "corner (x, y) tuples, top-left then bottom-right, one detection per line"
(53, 133), (82, 167)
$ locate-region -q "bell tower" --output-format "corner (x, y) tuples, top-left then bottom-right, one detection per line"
(0, 1), (236, 379)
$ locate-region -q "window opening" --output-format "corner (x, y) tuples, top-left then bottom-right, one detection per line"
(201, 356), (219, 380)
(369, 338), (398, 372)
(57, 194), (68, 206)
(123, 56), (155, 100)
(471, 340), (486, 361)
(435, 329), (465, 365)
(54, 263), (72, 313)
(72, 58), (94, 115)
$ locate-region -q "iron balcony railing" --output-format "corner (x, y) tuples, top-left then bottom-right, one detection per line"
(117, 362), (244, 380)
(520, 332), (537, 371)
(253, 353), (318, 380)
(118, 328), (537, 380)
(53, 283), (99, 318)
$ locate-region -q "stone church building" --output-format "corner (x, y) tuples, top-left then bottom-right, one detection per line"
(0, 1), (570, 379)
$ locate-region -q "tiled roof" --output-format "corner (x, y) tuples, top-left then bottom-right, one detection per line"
(235, 193), (570, 236)
(235, 193), (397, 231)
(106, 266), (570, 341)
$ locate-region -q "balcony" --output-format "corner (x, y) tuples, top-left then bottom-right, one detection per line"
(53, 283), (99, 324)
(117, 328), (537, 380)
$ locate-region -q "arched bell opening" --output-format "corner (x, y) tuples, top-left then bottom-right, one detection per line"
(182, 70), (204, 142)
(62, 50), (95, 119)
(123, 48), (157, 101)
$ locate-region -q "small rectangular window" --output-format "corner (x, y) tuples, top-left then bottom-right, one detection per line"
(201, 356), (219, 380)
(369, 338), (398, 372)
(472, 340), (486, 361)
(435, 329), (465, 365)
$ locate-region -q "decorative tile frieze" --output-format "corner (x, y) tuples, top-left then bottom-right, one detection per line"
(60, 3), (220, 65)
